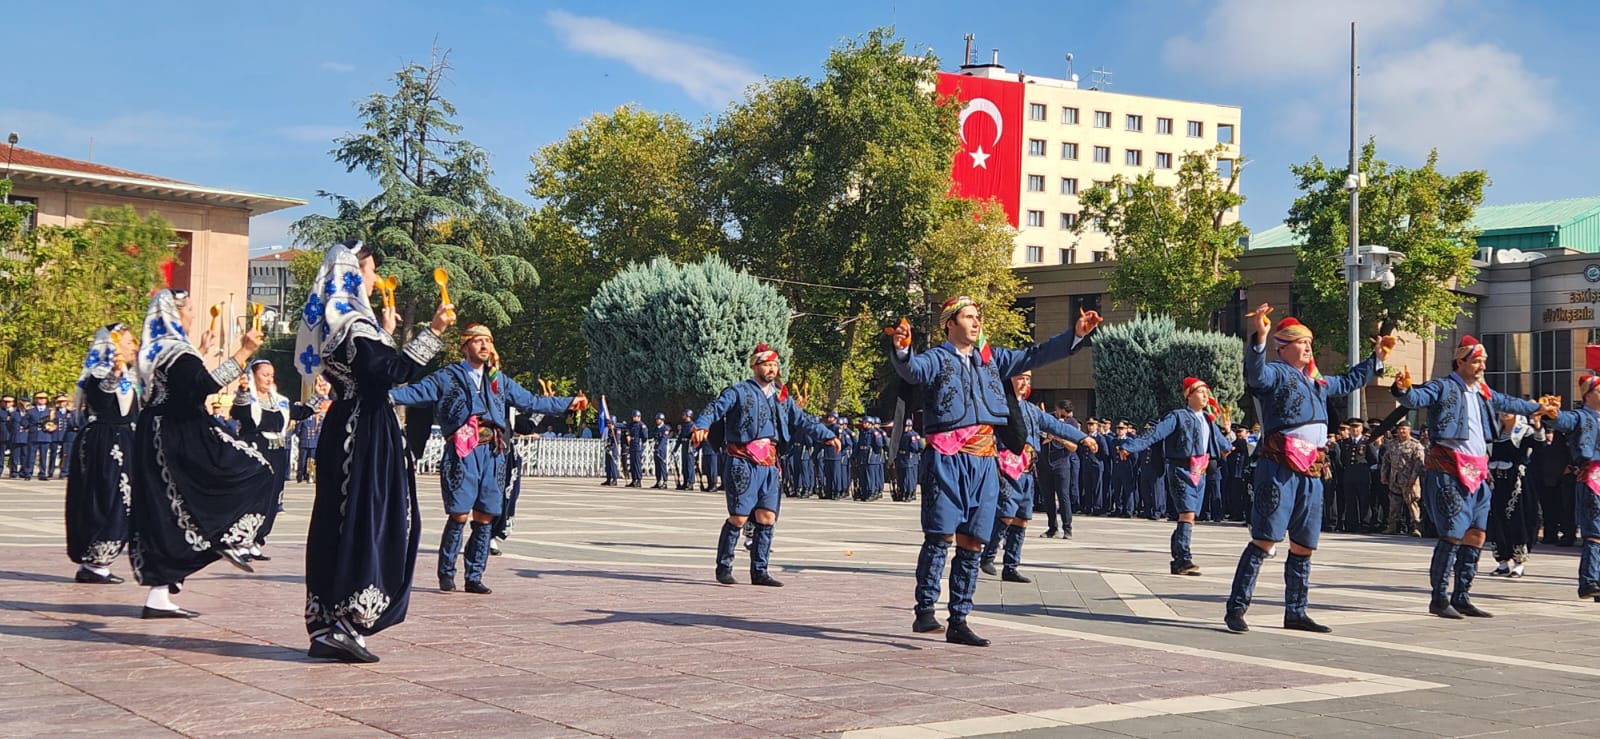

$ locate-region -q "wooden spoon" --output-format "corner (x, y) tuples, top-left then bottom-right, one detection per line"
(433, 267), (452, 306)
(208, 304), (221, 334)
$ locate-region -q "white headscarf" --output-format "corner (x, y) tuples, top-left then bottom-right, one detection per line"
(137, 289), (198, 394)
(242, 358), (291, 427)
(78, 322), (137, 417)
(294, 241), (389, 380)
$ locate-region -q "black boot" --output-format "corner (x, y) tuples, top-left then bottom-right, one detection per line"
(1451, 544), (1492, 618)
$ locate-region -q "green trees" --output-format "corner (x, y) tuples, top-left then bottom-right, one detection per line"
(0, 192), (178, 391)
(1288, 140), (1484, 355)
(289, 48), (537, 342)
(1090, 315), (1243, 426)
(583, 257), (790, 415)
(1075, 146), (1247, 330)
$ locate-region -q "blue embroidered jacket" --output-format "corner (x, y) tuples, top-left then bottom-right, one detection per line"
(1118, 408), (1228, 460)
(890, 329), (1090, 434)
(1246, 342), (1381, 434)
(390, 362), (572, 436)
(1016, 402), (1088, 451)
(692, 379), (835, 448)
(1547, 406), (1600, 462)
(1391, 373), (1540, 446)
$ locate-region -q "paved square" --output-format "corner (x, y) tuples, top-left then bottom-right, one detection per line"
(3, 474), (1599, 737)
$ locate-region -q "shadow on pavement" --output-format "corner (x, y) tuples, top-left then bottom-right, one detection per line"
(560, 608), (923, 650)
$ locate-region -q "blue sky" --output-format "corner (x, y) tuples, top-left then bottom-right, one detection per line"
(3, 0), (1592, 252)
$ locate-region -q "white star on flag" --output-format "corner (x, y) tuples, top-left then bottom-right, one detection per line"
(969, 146), (990, 169)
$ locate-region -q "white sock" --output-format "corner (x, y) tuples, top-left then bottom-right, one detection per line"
(249, 545), (263, 557)
(146, 586), (177, 610)
(87, 564), (111, 576)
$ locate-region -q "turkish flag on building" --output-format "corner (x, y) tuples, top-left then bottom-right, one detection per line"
(937, 72), (1025, 227)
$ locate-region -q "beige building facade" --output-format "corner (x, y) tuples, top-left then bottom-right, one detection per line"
(4, 147), (303, 337)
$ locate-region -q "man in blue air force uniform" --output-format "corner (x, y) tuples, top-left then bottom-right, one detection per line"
(390, 324), (585, 595)
(887, 296), (1101, 647)
(692, 344), (837, 587)
(675, 409), (697, 490)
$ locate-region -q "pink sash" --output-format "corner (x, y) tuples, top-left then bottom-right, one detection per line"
(1426, 445), (1489, 493)
(726, 438), (778, 467)
(998, 446), (1035, 481)
(452, 416), (480, 458)
(1185, 455), (1208, 486)
(1583, 461), (1600, 496)
(929, 426), (981, 456)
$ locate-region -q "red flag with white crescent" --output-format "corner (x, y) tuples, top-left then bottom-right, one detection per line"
(937, 72), (1025, 227)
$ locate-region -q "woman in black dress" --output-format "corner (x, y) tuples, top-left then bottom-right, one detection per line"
(1488, 411), (1535, 578)
(65, 323), (138, 584)
(296, 240), (452, 663)
(231, 359), (313, 561)
(129, 288), (274, 618)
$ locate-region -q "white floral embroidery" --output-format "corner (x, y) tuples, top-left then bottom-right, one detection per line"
(128, 533), (147, 584)
(82, 540), (124, 567)
(339, 407), (359, 522)
(110, 443), (125, 467)
(152, 417), (211, 552)
(212, 426), (271, 468)
(218, 513), (265, 549)
(119, 472), (132, 511)
(305, 592), (327, 626)
(339, 584), (392, 629)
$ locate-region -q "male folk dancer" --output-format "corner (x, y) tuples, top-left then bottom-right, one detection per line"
(1392, 336), (1542, 619)
(391, 324), (585, 595)
(1225, 305), (1391, 634)
(980, 371), (1093, 582)
(889, 297), (1101, 646)
(1117, 377), (1230, 576)
(692, 344), (837, 587)
(1538, 374), (1600, 601)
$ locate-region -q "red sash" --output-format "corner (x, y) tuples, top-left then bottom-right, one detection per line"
(726, 438), (778, 467)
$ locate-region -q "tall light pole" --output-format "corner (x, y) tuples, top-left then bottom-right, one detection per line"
(1346, 21), (1363, 420)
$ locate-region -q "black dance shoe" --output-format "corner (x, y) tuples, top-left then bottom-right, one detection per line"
(1580, 582), (1600, 600)
(218, 549), (255, 573)
(1039, 529), (1058, 539)
(1283, 615), (1332, 633)
(250, 551), (272, 562)
(1001, 568), (1032, 584)
(945, 620), (990, 647)
(979, 560), (999, 576)
(1453, 600), (1493, 618)
(308, 632), (378, 663)
(141, 606), (200, 619)
(75, 569), (124, 584)
(464, 580), (492, 595)
(750, 571), (784, 587)
(1170, 561), (1201, 576)
(715, 568), (736, 585)
(1429, 598), (1463, 619)
(1224, 610), (1249, 633)
(439, 575), (456, 592)
(912, 611), (944, 633)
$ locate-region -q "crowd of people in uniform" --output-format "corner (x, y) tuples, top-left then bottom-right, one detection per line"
(0, 392), (81, 481)
(42, 239), (1600, 662)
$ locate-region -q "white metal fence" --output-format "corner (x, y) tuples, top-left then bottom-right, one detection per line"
(417, 435), (618, 477)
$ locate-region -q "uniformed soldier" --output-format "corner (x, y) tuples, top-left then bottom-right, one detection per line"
(24, 392), (54, 480)
(1038, 401), (1080, 537)
(0, 394), (14, 475)
(1078, 419), (1103, 516)
(895, 419), (924, 502)
(651, 412), (671, 489)
(675, 410), (697, 490)
(1108, 421), (1138, 517)
(601, 414), (621, 486)
(52, 395), (77, 480)
(625, 410), (646, 488)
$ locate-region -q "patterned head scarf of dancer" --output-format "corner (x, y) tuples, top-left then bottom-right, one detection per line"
(295, 240), (390, 381)
(79, 322), (137, 415)
(137, 289), (197, 395)
(1271, 316), (1325, 386)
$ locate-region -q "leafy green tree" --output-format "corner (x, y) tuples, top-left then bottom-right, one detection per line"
(289, 47), (537, 342)
(0, 197), (178, 391)
(1287, 140), (1484, 356)
(507, 105), (723, 384)
(583, 256), (790, 416)
(916, 201), (1029, 347)
(1075, 146), (1247, 330)
(705, 27), (967, 407)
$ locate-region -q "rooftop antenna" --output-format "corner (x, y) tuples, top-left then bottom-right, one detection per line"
(1090, 66), (1113, 90)
(1065, 53), (1079, 84)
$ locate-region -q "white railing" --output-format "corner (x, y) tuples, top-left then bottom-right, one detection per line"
(416, 435), (610, 477)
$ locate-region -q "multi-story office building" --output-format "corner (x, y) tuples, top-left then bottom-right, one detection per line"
(940, 47), (1242, 267)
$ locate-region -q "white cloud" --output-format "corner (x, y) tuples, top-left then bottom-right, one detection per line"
(1364, 39), (1557, 159)
(275, 124), (350, 143)
(1162, 0), (1443, 83)
(545, 10), (760, 107)
(320, 61), (356, 73)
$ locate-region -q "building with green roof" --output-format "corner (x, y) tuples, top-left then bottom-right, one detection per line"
(1246, 195), (1600, 255)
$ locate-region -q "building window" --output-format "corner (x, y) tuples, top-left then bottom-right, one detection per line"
(1157, 117), (1173, 135)
(1093, 146), (1110, 163)
(1028, 138), (1046, 157)
(1061, 107), (1079, 125)
(1483, 333), (1528, 398)
(1125, 114), (1143, 132)
(1027, 175), (1045, 192)
(1060, 142), (1078, 160)
(1060, 177), (1079, 195)
(1155, 152), (1173, 169)
(1091, 218), (1105, 232)
(1091, 250), (1108, 262)
(1532, 330), (1572, 399)
(1060, 248), (1076, 264)
(1187, 120), (1203, 138)
(1125, 149), (1143, 167)
(1094, 110), (1111, 128)
(1217, 123), (1235, 145)
(1218, 158), (1234, 179)
(1029, 103), (1047, 121)
(1059, 212), (1078, 229)
(5, 194), (38, 232)
(1026, 210), (1044, 227)
(1025, 245), (1044, 263)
